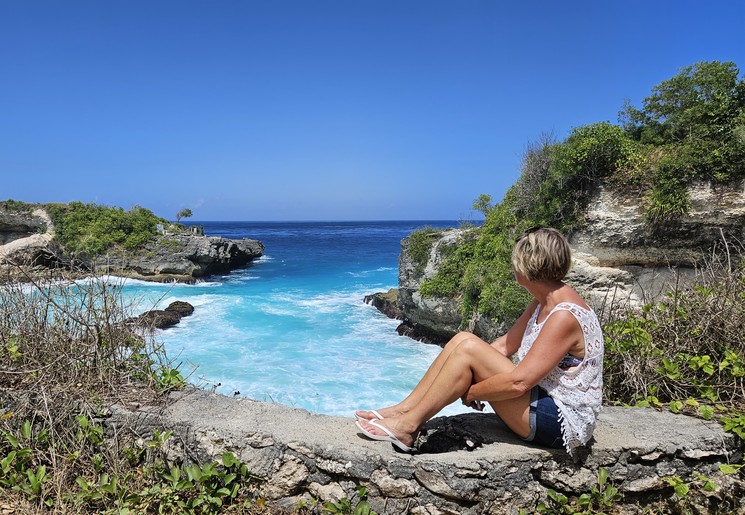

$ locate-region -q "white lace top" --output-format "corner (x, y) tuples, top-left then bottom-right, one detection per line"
(516, 302), (604, 453)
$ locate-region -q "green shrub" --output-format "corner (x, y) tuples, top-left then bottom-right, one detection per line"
(603, 244), (745, 443)
(47, 201), (167, 255)
(0, 199), (34, 213)
(406, 227), (444, 276)
(517, 122), (644, 231)
(420, 200), (531, 328)
(621, 61), (745, 221)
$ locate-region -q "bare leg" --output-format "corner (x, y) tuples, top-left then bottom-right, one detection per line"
(358, 335), (532, 446)
(356, 332), (484, 420)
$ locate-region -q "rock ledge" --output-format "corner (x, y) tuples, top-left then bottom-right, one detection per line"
(106, 389), (744, 513)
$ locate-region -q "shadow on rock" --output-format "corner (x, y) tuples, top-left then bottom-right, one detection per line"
(415, 412), (522, 454)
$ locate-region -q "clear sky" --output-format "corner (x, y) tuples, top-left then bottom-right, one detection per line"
(2, 1), (744, 221)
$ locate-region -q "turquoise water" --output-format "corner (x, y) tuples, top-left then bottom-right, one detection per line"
(122, 221), (470, 418)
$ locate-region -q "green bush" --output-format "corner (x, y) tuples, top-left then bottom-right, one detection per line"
(0, 199), (34, 214)
(603, 246), (745, 440)
(517, 122), (644, 231)
(406, 227), (445, 276)
(419, 199), (531, 328)
(47, 201), (167, 255)
(621, 60), (745, 221)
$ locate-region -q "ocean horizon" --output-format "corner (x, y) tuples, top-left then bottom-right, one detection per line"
(122, 220), (474, 418)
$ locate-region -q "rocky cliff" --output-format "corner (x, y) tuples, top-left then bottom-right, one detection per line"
(92, 233), (264, 282)
(382, 179), (745, 344)
(0, 205), (61, 270)
(0, 204), (263, 282)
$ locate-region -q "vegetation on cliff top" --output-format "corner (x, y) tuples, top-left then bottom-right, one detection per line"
(46, 201), (168, 256)
(417, 60), (745, 325)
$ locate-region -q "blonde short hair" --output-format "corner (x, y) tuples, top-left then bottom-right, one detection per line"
(511, 227), (571, 281)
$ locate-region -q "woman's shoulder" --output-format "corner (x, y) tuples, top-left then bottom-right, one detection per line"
(552, 301), (591, 312)
(553, 285), (592, 311)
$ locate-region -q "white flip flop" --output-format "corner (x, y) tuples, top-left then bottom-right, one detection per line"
(355, 419), (415, 452)
(354, 409), (384, 422)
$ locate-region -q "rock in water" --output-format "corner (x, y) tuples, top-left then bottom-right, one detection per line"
(165, 301), (195, 317)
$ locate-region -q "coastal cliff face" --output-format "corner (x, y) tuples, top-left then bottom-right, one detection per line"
(0, 206), (60, 269)
(391, 179), (745, 344)
(93, 234), (264, 282)
(569, 178), (745, 311)
(0, 204), (264, 282)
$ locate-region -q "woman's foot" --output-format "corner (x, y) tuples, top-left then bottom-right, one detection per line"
(354, 407), (402, 421)
(355, 417), (417, 452)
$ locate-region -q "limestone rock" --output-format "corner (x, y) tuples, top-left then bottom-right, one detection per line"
(93, 233), (264, 282)
(369, 469), (419, 497)
(165, 300), (195, 317)
(363, 289), (404, 320)
(135, 309), (182, 329)
(102, 388), (744, 514)
(265, 456), (309, 499)
(0, 205), (63, 271)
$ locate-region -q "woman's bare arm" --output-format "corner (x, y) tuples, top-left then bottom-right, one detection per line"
(491, 299), (538, 357)
(466, 310), (582, 403)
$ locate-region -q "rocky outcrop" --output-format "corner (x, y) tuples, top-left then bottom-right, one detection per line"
(395, 229), (507, 345)
(105, 389), (745, 514)
(128, 301), (196, 329)
(92, 234), (264, 282)
(0, 204), (264, 282)
(375, 179), (745, 344)
(568, 179), (745, 312)
(0, 205), (64, 271)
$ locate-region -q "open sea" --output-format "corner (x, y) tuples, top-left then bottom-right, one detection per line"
(121, 221), (470, 418)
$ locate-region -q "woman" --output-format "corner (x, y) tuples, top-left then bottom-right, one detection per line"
(355, 227), (603, 453)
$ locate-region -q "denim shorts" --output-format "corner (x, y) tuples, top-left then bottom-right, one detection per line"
(522, 386), (564, 449)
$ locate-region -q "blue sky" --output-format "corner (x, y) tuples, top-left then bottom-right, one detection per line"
(2, 1), (744, 221)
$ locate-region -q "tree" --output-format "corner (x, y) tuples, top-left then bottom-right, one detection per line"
(620, 61), (745, 143)
(620, 60), (745, 181)
(175, 208), (193, 223)
(472, 194), (493, 217)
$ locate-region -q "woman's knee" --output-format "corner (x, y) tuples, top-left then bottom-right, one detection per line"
(450, 334), (487, 357)
(444, 331), (475, 350)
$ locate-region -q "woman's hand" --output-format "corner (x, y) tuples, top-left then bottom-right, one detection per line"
(461, 391), (485, 411)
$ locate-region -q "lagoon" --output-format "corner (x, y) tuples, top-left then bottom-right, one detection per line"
(122, 221), (471, 418)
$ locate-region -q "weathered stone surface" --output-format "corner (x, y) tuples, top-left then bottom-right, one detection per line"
(105, 388), (745, 514)
(567, 179), (745, 313)
(364, 289), (404, 320)
(0, 206), (63, 271)
(165, 300), (195, 317)
(265, 455), (309, 499)
(370, 469), (419, 498)
(134, 309), (182, 329)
